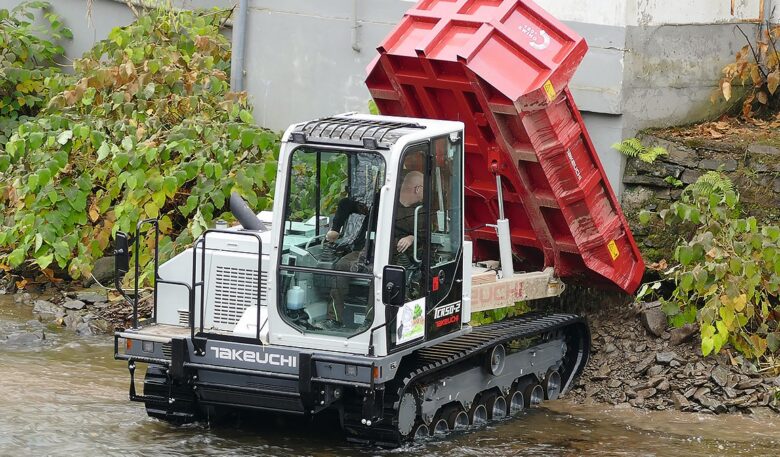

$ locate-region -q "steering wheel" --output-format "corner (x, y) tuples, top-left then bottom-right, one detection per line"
(305, 233), (326, 251)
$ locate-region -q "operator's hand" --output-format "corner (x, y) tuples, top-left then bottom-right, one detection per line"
(326, 230), (340, 242)
(397, 235), (414, 253)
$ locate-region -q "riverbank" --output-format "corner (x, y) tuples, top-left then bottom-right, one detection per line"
(570, 300), (780, 415)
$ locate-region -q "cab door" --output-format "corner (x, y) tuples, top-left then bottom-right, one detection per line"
(386, 133), (463, 351)
(426, 134), (463, 340)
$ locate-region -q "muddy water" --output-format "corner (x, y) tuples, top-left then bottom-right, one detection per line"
(1, 295), (778, 456)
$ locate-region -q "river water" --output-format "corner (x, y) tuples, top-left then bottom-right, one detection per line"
(1, 295), (778, 456)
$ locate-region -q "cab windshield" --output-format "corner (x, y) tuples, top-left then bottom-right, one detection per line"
(279, 147), (385, 337)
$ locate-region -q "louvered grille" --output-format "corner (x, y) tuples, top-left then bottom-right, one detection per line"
(162, 343), (172, 358)
(177, 309), (190, 326)
(212, 266), (267, 325)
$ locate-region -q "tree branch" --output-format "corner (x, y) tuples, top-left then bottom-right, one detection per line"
(736, 24), (768, 80)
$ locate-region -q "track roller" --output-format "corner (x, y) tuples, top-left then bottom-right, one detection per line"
(468, 402), (488, 426)
(544, 369), (562, 400)
(446, 408), (469, 431)
(524, 383), (544, 408)
(486, 344), (506, 376)
(432, 418), (449, 436)
(412, 423), (430, 440)
(507, 389), (525, 416)
(485, 394), (507, 420)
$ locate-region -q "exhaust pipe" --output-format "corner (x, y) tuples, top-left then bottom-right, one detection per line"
(229, 192), (266, 231)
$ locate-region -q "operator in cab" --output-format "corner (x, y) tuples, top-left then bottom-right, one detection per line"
(322, 170), (425, 328)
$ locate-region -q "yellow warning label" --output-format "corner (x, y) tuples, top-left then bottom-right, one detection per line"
(607, 240), (620, 261)
(543, 80), (557, 102)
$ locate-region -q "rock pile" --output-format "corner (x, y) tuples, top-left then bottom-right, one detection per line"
(15, 289), (116, 336)
(569, 305), (779, 414)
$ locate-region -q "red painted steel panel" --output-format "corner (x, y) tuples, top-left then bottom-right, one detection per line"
(366, 0), (644, 293)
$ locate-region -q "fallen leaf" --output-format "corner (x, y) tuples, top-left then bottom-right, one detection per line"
(709, 128), (724, 139)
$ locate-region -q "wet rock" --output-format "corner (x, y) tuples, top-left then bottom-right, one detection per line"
(33, 300), (64, 319)
(672, 392), (691, 410)
(683, 386), (698, 399)
(63, 313), (83, 330)
(74, 290), (107, 304)
(640, 307), (667, 337)
(656, 352), (677, 364)
(62, 299), (86, 311)
(5, 331), (43, 345)
(723, 387), (738, 399)
(88, 319), (111, 334)
(710, 366), (729, 387)
(25, 319), (44, 329)
(670, 324), (697, 345)
(76, 322), (93, 336)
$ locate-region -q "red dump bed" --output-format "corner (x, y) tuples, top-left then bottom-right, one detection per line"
(366, 0), (644, 293)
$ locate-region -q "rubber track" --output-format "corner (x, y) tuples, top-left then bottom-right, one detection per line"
(345, 313), (589, 445)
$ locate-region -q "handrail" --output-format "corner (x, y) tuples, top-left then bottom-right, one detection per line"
(132, 218), (159, 328)
(133, 218), (194, 331)
(413, 205), (423, 263)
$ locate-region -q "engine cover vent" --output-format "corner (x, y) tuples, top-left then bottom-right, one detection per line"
(212, 266), (267, 326)
(177, 309), (189, 326)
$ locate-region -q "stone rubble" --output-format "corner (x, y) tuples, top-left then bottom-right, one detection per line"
(570, 305), (779, 415)
(8, 287), (130, 337)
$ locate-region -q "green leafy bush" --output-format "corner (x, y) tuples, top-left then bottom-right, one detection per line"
(470, 302), (530, 326)
(642, 172), (780, 361)
(0, 7), (280, 281)
(0, 1), (71, 144)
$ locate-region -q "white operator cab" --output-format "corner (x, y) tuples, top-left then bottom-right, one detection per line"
(266, 113), (467, 357)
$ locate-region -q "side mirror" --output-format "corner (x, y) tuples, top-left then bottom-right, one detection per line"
(382, 265), (406, 307)
(114, 231), (130, 273)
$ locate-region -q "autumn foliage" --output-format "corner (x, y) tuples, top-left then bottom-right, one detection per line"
(718, 23), (780, 117)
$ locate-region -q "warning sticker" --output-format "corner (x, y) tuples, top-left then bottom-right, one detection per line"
(607, 240), (620, 260)
(543, 80), (557, 102)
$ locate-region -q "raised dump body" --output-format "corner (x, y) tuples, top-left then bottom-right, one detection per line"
(366, 0), (644, 293)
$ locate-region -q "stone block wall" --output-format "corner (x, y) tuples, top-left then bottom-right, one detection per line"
(621, 134), (780, 262)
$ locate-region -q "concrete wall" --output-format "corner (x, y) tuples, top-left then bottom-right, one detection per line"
(4, 0), (776, 197)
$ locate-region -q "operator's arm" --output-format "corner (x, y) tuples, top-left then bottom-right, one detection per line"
(327, 198), (367, 241)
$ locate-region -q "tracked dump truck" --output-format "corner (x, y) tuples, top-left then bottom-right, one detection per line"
(114, 0), (644, 445)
